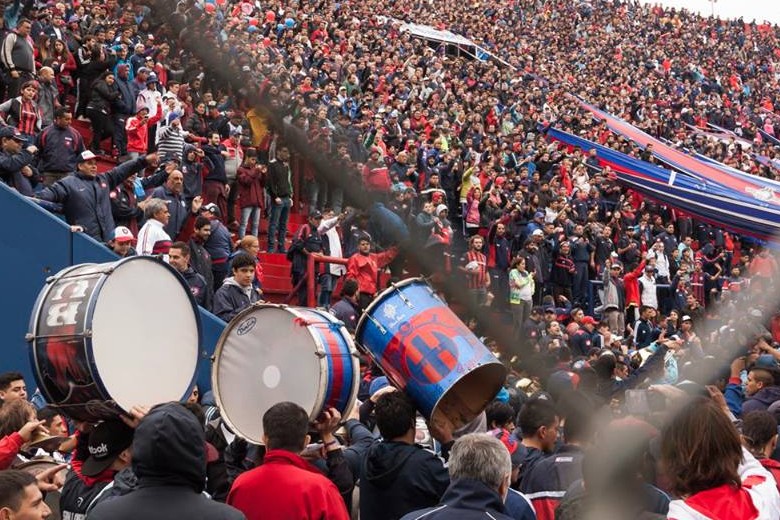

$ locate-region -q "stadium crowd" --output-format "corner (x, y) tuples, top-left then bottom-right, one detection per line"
(0, 0), (780, 518)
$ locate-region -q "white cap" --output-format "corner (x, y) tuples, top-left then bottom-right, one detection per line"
(532, 229), (544, 237)
(113, 226), (134, 242)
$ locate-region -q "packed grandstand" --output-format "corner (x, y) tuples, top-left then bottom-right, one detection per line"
(0, 0), (779, 518)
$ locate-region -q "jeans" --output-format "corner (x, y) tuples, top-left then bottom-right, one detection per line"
(113, 114), (129, 155)
(318, 273), (336, 307)
(227, 179), (239, 223)
(240, 206), (261, 239)
(267, 196), (291, 252)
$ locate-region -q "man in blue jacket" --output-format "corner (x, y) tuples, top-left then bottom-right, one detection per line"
(401, 434), (522, 520)
(38, 151), (158, 242)
(35, 107), (85, 184)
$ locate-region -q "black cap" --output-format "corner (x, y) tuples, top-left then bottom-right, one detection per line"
(309, 209), (323, 219)
(81, 421), (134, 477)
(0, 126), (25, 141)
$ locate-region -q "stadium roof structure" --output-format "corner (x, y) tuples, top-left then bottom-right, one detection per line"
(395, 19), (512, 68)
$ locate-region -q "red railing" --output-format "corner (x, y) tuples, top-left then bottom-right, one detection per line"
(284, 254), (349, 307)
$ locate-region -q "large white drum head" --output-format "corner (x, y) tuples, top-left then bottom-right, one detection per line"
(214, 306), (322, 444)
(90, 259), (199, 412)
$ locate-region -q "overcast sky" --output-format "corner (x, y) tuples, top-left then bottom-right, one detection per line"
(635, 0), (780, 25)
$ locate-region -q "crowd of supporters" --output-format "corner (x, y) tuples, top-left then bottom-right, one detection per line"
(0, 0), (779, 518)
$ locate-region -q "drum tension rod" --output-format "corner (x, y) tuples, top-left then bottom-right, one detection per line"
(367, 315), (387, 335)
(390, 283), (415, 308)
(25, 331), (92, 341)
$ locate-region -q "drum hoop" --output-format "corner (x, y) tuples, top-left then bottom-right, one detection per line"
(355, 276), (426, 340)
(304, 308), (361, 419)
(29, 257), (202, 414)
(109, 256), (202, 404)
(28, 263), (98, 407)
(283, 307), (329, 422)
(211, 303), (312, 441)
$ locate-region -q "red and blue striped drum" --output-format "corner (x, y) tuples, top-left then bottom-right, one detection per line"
(212, 304), (360, 444)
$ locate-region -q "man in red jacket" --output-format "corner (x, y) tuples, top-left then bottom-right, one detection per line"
(227, 402), (349, 520)
(346, 237), (397, 311)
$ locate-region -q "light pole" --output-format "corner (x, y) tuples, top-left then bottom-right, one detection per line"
(709, 0), (717, 18)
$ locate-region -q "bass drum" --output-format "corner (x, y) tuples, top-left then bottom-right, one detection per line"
(212, 304), (360, 444)
(28, 256), (201, 421)
(356, 278), (506, 431)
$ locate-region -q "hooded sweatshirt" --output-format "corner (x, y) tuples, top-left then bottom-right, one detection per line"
(88, 403), (244, 520)
(212, 277), (260, 322)
(181, 144), (204, 200)
(359, 440), (450, 520)
(742, 386), (780, 415)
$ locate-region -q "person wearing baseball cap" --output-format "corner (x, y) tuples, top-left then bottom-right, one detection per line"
(37, 150), (159, 242)
(0, 125), (39, 196)
(60, 420), (135, 519)
(109, 226), (136, 257)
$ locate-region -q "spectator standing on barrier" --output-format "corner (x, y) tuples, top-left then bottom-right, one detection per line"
(227, 402), (349, 520)
(346, 237), (397, 312)
(169, 241), (211, 310)
(318, 208), (347, 308)
(37, 151), (158, 242)
(35, 107), (85, 185)
(288, 209), (324, 306)
(212, 253), (261, 322)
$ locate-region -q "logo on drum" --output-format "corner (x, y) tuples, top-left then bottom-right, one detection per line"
(384, 310), (478, 386)
(236, 317), (257, 336)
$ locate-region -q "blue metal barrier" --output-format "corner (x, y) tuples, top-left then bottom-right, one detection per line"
(0, 181), (224, 396)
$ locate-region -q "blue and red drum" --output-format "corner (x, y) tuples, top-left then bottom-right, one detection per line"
(356, 278), (506, 430)
(27, 257), (201, 422)
(212, 304), (360, 444)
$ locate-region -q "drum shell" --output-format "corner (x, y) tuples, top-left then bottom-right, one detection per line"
(27, 257), (201, 422)
(211, 304), (360, 444)
(355, 278), (506, 430)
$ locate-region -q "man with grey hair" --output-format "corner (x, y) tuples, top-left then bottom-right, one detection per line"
(136, 197), (172, 258)
(400, 433), (518, 520)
